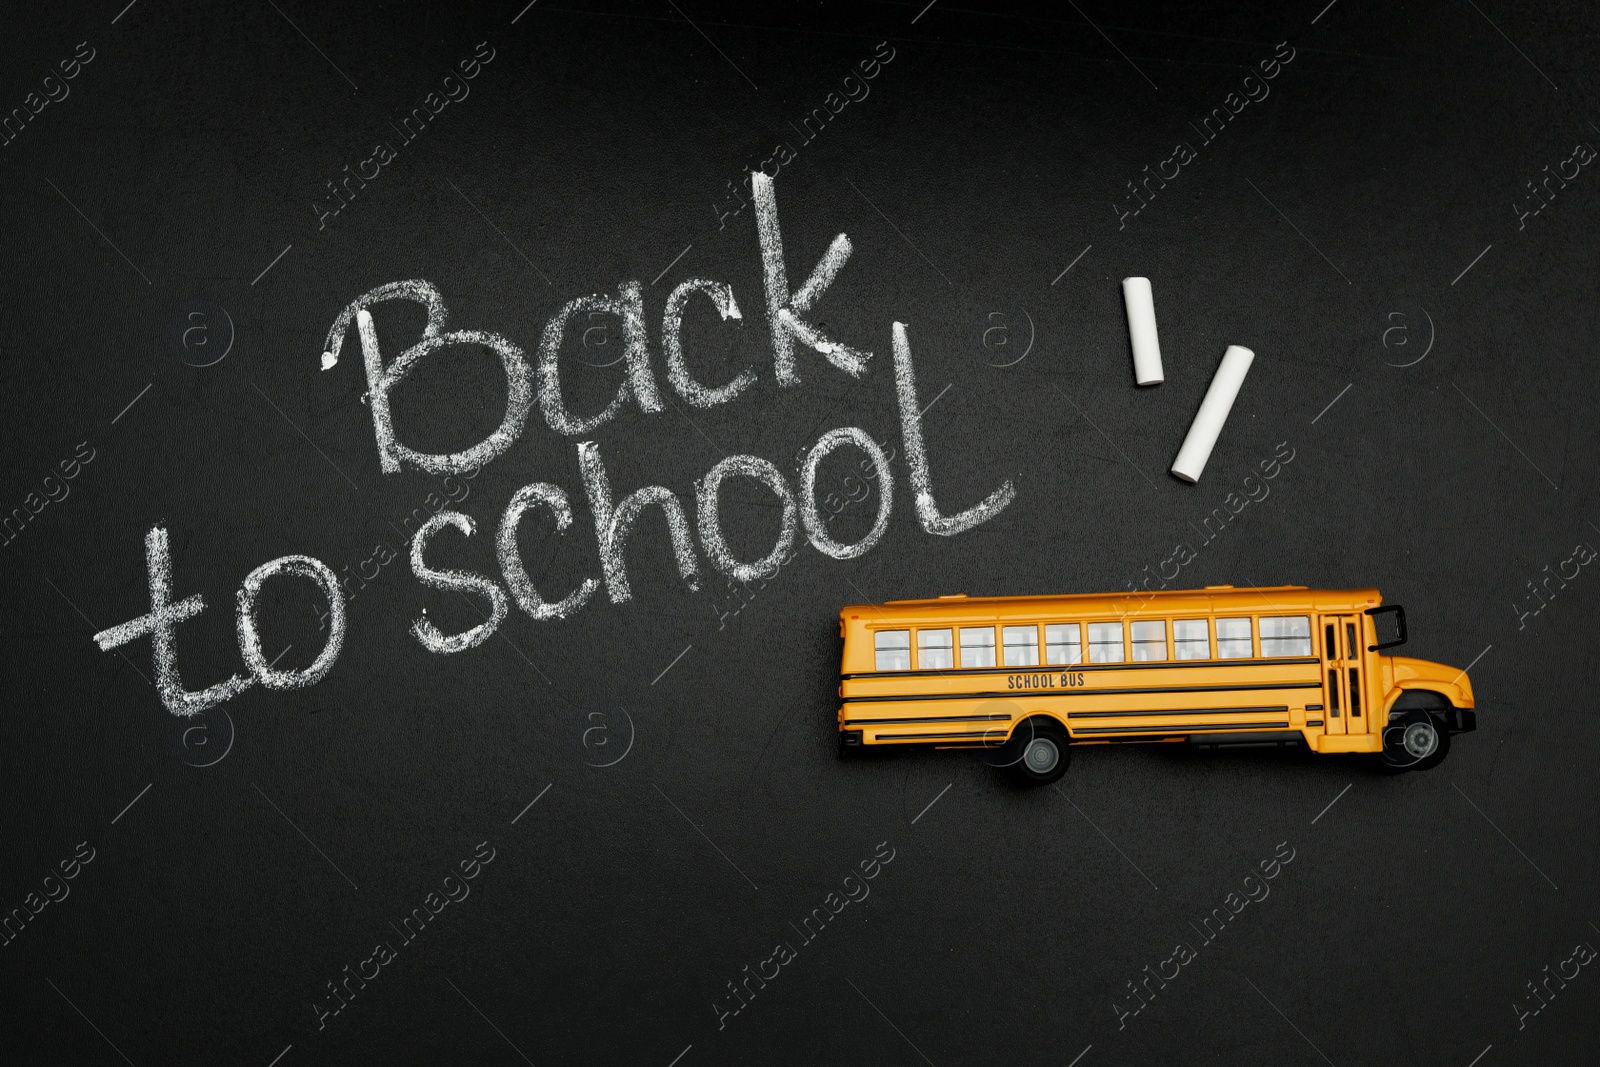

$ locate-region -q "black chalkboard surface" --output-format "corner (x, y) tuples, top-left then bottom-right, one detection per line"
(4, 2), (1597, 1063)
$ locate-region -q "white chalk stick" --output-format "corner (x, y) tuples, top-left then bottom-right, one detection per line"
(1121, 277), (1164, 385)
(1171, 345), (1254, 483)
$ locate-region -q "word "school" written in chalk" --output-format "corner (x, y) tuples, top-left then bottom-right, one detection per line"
(92, 174), (1017, 718)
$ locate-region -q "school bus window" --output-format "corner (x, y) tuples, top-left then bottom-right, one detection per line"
(917, 628), (953, 670)
(1260, 615), (1312, 657)
(1324, 623), (1336, 660)
(1088, 621), (1124, 663)
(874, 630), (910, 670)
(1044, 623), (1082, 665)
(1003, 625), (1040, 666)
(1216, 617), (1253, 659)
(960, 626), (996, 668)
(1173, 618), (1210, 660)
(1131, 620), (1167, 661)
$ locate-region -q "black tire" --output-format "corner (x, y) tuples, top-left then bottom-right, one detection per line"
(1004, 718), (1071, 786)
(1378, 711), (1450, 771)
(1415, 714), (1451, 770)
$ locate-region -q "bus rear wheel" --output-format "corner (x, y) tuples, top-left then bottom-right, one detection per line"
(1004, 719), (1070, 786)
(1378, 711), (1450, 771)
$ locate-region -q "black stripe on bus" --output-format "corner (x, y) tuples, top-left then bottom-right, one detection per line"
(839, 682), (1324, 704)
(1072, 721), (1290, 736)
(846, 713), (1014, 726)
(874, 731), (1004, 741)
(1067, 705), (1287, 720)
(842, 657), (1320, 681)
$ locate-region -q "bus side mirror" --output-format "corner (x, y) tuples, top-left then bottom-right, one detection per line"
(1365, 605), (1407, 651)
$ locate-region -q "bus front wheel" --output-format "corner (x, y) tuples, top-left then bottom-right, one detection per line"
(1004, 719), (1070, 786)
(1378, 711), (1450, 772)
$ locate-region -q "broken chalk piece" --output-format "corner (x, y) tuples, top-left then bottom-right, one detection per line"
(1121, 277), (1164, 386)
(1171, 344), (1254, 484)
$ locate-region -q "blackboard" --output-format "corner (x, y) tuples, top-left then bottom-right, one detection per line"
(4, 1), (1597, 1063)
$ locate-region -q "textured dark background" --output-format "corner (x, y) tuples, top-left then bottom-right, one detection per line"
(2, 1), (1596, 1064)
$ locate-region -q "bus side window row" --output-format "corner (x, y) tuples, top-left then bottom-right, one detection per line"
(871, 615), (1313, 670)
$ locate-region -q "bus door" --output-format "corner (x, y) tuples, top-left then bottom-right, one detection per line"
(1319, 615), (1366, 735)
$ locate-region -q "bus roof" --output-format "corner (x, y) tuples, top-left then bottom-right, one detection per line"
(841, 586), (1383, 623)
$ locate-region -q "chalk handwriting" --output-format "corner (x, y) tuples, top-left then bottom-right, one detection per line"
(94, 173), (1016, 716)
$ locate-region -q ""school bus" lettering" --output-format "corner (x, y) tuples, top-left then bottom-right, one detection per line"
(1008, 672), (1085, 690)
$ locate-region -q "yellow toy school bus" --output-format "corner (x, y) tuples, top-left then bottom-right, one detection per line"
(836, 585), (1476, 784)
